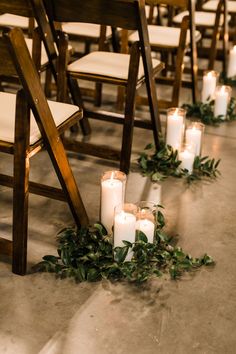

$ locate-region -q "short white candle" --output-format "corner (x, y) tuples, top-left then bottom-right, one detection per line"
(101, 177), (123, 233)
(214, 86), (229, 119)
(185, 126), (202, 156)
(227, 46), (236, 78)
(201, 71), (217, 102)
(166, 109), (184, 151)
(114, 211), (136, 261)
(136, 219), (155, 243)
(179, 149), (195, 173)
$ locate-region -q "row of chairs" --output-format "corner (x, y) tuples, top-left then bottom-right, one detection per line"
(0, 0), (231, 275)
(0, 0), (164, 275)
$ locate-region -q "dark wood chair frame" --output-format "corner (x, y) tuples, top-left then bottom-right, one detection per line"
(0, 0), (34, 33)
(196, 0), (228, 76)
(144, 0), (199, 104)
(32, 0), (164, 174)
(0, 0), (58, 95)
(0, 27), (88, 275)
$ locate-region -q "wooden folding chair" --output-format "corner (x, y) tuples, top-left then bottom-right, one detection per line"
(0, 0), (35, 37)
(173, 0), (227, 74)
(202, 0), (236, 37)
(0, 27), (88, 275)
(0, 1), (50, 75)
(202, 0), (236, 67)
(32, 0), (164, 174)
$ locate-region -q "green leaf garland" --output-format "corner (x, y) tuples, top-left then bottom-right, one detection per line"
(182, 97), (236, 125)
(137, 142), (221, 183)
(35, 209), (214, 283)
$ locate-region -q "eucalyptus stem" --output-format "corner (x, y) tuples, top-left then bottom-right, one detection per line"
(35, 209), (215, 283)
(138, 143), (221, 183)
(182, 97), (236, 125)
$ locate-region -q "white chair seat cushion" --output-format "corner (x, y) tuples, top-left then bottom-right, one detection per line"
(0, 13), (29, 29)
(0, 92), (79, 145)
(203, 1), (236, 14)
(62, 23), (112, 38)
(25, 38), (49, 66)
(173, 11), (229, 27)
(129, 25), (201, 48)
(67, 51), (161, 80)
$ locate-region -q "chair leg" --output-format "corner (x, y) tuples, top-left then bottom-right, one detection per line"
(142, 56), (161, 149)
(172, 16), (188, 106)
(68, 77), (92, 136)
(207, 0), (224, 71)
(44, 68), (53, 98)
(12, 91), (30, 275)
(94, 82), (102, 107)
(189, 0), (199, 104)
(222, 0), (229, 76)
(12, 155), (29, 275)
(120, 42), (140, 174)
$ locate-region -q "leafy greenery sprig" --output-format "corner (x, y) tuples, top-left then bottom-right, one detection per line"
(138, 142), (221, 183)
(182, 97), (236, 125)
(35, 208), (214, 283)
(221, 72), (236, 87)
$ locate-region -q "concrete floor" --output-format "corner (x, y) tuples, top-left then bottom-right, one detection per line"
(0, 79), (236, 354)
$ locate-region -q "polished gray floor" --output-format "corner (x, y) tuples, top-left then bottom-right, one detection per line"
(0, 78), (236, 354)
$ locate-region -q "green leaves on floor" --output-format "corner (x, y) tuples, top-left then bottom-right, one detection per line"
(182, 97), (236, 125)
(138, 142), (221, 183)
(35, 209), (214, 283)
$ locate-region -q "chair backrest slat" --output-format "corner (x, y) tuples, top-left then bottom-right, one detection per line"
(145, 0), (188, 8)
(43, 0), (142, 30)
(0, 0), (34, 17)
(0, 39), (17, 77)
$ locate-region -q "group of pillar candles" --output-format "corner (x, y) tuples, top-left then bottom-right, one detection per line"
(166, 107), (204, 173)
(100, 171), (157, 260)
(202, 70), (232, 116)
(201, 44), (236, 111)
(166, 67), (234, 174)
(99, 64), (235, 259)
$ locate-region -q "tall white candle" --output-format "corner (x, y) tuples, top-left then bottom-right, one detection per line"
(166, 109), (185, 151)
(227, 46), (236, 78)
(185, 126), (202, 156)
(101, 177), (123, 233)
(201, 71), (217, 103)
(179, 149), (195, 173)
(136, 219), (155, 243)
(214, 86), (230, 119)
(114, 211), (136, 261)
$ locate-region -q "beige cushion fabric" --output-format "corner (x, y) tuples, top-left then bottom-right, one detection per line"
(0, 13), (29, 29)
(62, 23), (112, 38)
(203, 0), (236, 13)
(173, 11), (229, 27)
(0, 92), (79, 145)
(129, 25), (201, 48)
(67, 51), (161, 80)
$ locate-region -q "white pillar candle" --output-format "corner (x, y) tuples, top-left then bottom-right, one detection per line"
(166, 108), (185, 151)
(227, 46), (236, 78)
(185, 126), (202, 156)
(136, 219), (155, 243)
(201, 71), (217, 103)
(101, 177), (123, 234)
(179, 149), (195, 173)
(214, 86), (231, 119)
(114, 211), (136, 261)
